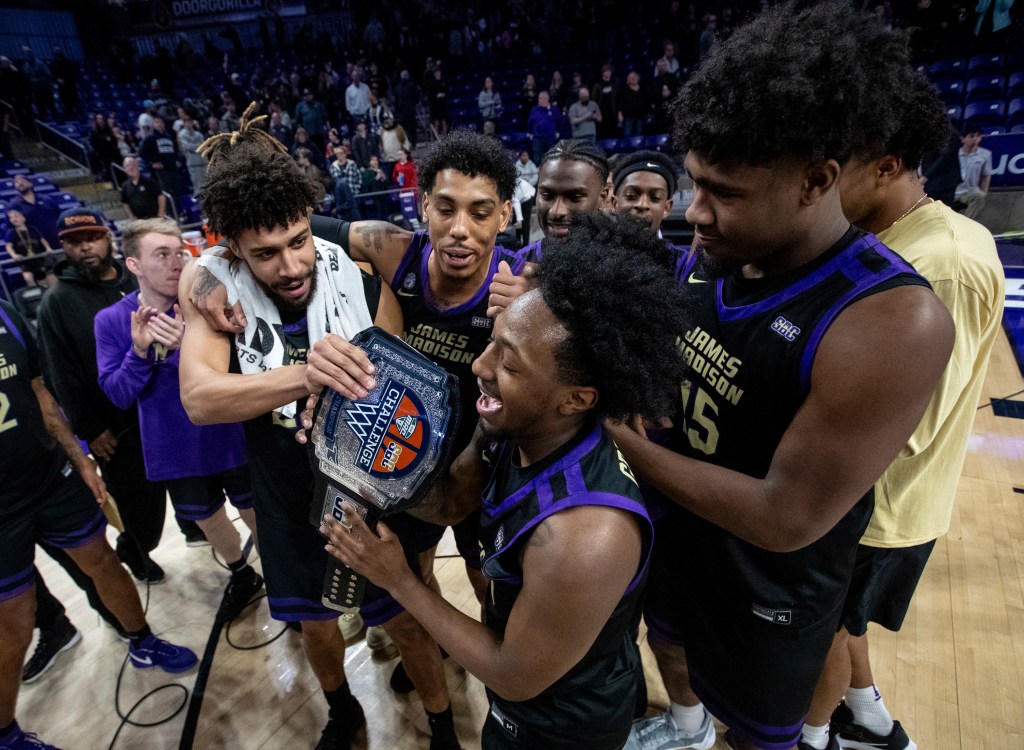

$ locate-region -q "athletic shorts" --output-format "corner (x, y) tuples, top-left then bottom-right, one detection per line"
(252, 481), (422, 626)
(840, 540), (936, 636)
(644, 509), (849, 750)
(411, 510), (484, 570)
(0, 468), (107, 602)
(482, 696), (629, 750)
(164, 464), (254, 521)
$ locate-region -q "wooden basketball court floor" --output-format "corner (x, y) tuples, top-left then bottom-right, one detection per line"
(19, 322), (1024, 749)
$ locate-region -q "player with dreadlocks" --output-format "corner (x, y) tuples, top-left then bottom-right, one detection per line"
(612, 4), (955, 750)
(319, 212), (689, 749)
(178, 104), (460, 750)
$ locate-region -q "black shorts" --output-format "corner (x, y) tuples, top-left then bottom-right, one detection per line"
(411, 510), (483, 570)
(0, 469), (107, 602)
(165, 464), (254, 521)
(252, 477), (422, 626)
(482, 697), (629, 750)
(840, 541), (936, 636)
(644, 509), (849, 749)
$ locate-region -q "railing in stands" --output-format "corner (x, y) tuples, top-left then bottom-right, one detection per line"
(34, 119), (89, 171)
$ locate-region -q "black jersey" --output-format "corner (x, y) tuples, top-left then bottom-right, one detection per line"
(669, 228), (929, 628)
(0, 302), (67, 515)
(391, 231), (537, 452)
(479, 422), (652, 749)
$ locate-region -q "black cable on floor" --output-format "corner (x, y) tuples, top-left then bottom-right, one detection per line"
(978, 387), (1024, 409)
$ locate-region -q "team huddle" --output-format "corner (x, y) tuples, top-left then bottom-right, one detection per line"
(0, 3), (1006, 750)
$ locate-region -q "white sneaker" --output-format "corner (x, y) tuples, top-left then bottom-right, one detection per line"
(364, 625), (398, 659)
(338, 612), (364, 643)
(624, 708), (717, 750)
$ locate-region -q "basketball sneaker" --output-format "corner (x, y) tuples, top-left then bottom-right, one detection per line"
(22, 616), (80, 683)
(831, 701), (917, 750)
(128, 634), (198, 673)
(219, 568), (264, 622)
(0, 724), (61, 749)
(315, 696), (366, 750)
(339, 612), (364, 643)
(365, 625), (398, 659)
(624, 707), (717, 750)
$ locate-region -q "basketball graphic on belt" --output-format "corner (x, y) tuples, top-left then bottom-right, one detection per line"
(343, 379), (430, 479)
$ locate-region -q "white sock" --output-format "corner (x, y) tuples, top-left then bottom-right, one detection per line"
(800, 722), (830, 750)
(669, 701), (707, 735)
(845, 685), (894, 735)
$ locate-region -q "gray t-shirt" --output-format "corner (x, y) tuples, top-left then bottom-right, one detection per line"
(958, 147), (992, 190)
(569, 101), (600, 138)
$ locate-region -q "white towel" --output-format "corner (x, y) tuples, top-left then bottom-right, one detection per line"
(195, 237), (373, 417)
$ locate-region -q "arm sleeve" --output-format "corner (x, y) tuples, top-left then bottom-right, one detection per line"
(309, 214), (352, 253)
(37, 303), (108, 442)
(94, 310), (153, 410)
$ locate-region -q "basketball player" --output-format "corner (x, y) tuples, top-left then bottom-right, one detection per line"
(0, 299), (197, 750)
(800, 72), (1004, 750)
(318, 213), (689, 749)
(610, 150), (677, 235)
(94, 218), (263, 623)
(188, 131), (537, 694)
(177, 108), (459, 750)
(612, 4), (955, 750)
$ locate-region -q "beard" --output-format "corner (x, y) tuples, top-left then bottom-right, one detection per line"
(70, 249), (115, 283)
(696, 246), (744, 279)
(256, 268), (319, 314)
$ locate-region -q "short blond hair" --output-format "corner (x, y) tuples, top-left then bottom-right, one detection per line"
(121, 218), (182, 258)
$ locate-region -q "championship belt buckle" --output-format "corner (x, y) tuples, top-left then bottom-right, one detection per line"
(308, 327), (460, 612)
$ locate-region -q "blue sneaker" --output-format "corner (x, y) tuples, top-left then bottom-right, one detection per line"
(128, 634), (198, 673)
(0, 724), (61, 749)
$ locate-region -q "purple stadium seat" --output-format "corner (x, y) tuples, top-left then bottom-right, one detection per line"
(644, 133), (671, 151)
(946, 104), (963, 125)
(625, 135), (646, 152)
(598, 138), (622, 155)
(965, 75), (1004, 103)
(1011, 124), (1024, 134)
(1010, 72), (1024, 100)
(963, 100), (1006, 129)
(934, 79), (965, 105)
(968, 53), (1004, 75)
(1009, 98), (1024, 128)
(929, 58), (966, 79)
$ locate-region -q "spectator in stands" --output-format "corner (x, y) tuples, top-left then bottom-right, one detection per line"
(955, 127), (992, 219)
(219, 100), (241, 134)
(515, 150), (539, 242)
(9, 174), (60, 248)
(344, 72), (371, 128)
(50, 46), (80, 122)
(329, 145), (362, 221)
(527, 91), (562, 166)
(138, 116), (181, 205)
(569, 72), (584, 104)
(521, 73), (539, 129)
(137, 100), (156, 139)
(549, 70), (566, 109)
(921, 123), (962, 207)
(366, 92), (391, 138)
(593, 65), (619, 139)
(516, 149), (539, 188)
(569, 87), (602, 143)
(698, 14), (718, 63)
(360, 154), (391, 219)
(268, 109), (293, 149)
(392, 147), (418, 190)
(324, 128), (343, 162)
(20, 46), (53, 121)
(178, 115), (207, 196)
(617, 70), (649, 137)
(4, 207), (56, 288)
(380, 114), (412, 163)
(0, 56), (33, 133)
(114, 126), (134, 160)
(652, 58), (680, 98)
(90, 114), (121, 181)
(38, 208), (170, 584)
(294, 147), (331, 195)
(428, 67), (449, 137)
(351, 121), (378, 169)
(206, 115), (222, 138)
(120, 156), (165, 220)
(295, 88), (327, 152)
(478, 76), (503, 131)
(653, 83), (675, 133)
(393, 70), (420, 148)
(291, 126), (324, 170)
(654, 41), (681, 78)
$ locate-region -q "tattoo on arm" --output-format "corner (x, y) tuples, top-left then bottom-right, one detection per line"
(33, 378), (87, 466)
(191, 265), (222, 303)
(355, 222), (410, 260)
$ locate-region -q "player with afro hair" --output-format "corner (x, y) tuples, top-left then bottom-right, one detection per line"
(417, 128), (518, 204)
(320, 210), (688, 750)
(612, 3), (954, 750)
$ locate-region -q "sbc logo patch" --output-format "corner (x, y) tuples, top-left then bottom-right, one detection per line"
(344, 379), (430, 479)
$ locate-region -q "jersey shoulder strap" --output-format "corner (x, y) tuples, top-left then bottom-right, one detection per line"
(0, 301), (25, 349)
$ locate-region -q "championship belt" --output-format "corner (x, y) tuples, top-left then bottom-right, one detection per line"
(308, 327), (460, 612)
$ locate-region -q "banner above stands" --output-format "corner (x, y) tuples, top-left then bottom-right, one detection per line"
(987, 134), (1024, 189)
(127, 0), (306, 29)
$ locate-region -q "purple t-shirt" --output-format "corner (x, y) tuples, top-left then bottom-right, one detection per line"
(94, 291), (247, 481)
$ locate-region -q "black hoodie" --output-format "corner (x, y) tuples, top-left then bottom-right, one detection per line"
(37, 256), (139, 443)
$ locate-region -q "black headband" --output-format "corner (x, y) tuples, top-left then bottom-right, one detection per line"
(613, 159), (677, 196)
